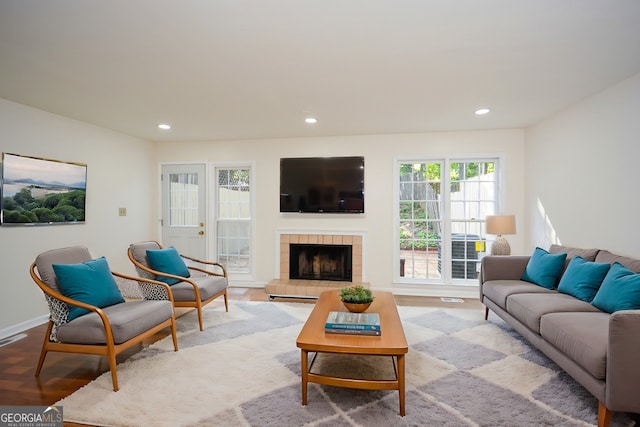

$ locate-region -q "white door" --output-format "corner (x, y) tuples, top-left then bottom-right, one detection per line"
(161, 164), (207, 259)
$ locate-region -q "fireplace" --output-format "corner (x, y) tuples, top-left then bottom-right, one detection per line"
(278, 232), (363, 283)
(266, 232), (365, 299)
(290, 244), (352, 282)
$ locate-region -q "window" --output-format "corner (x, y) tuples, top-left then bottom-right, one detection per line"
(396, 158), (499, 284)
(168, 173), (199, 226)
(215, 167), (252, 275)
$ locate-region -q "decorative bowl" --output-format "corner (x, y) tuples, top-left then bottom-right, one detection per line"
(342, 301), (371, 313)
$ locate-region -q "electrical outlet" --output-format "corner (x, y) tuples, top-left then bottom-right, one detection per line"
(119, 207), (127, 216)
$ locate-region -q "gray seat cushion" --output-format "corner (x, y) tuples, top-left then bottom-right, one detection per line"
(507, 292), (600, 334)
(482, 280), (553, 310)
(171, 275), (228, 302)
(540, 311), (609, 380)
(56, 300), (173, 345)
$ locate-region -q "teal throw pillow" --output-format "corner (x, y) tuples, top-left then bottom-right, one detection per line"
(52, 257), (125, 321)
(521, 247), (567, 289)
(146, 247), (190, 285)
(557, 256), (610, 302)
(591, 262), (640, 313)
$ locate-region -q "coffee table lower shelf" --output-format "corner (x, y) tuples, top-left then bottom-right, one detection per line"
(300, 349), (406, 416)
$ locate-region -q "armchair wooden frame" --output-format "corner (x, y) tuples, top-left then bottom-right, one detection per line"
(30, 263), (178, 392)
(127, 241), (229, 331)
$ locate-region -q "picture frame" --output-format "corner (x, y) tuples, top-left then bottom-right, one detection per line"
(0, 153), (87, 225)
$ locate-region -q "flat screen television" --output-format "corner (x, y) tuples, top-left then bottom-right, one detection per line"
(280, 156), (364, 213)
(1, 152), (87, 225)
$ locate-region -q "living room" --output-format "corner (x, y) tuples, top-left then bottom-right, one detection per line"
(1, 2), (639, 338)
(0, 2), (640, 424)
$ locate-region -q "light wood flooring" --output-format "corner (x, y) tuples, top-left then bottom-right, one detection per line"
(0, 287), (482, 426)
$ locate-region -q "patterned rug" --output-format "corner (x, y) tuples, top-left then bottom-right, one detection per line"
(56, 301), (637, 426)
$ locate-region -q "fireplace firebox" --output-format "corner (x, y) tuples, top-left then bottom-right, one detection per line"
(289, 244), (352, 282)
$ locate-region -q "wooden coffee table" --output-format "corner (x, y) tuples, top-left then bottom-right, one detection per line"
(296, 290), (408, 416)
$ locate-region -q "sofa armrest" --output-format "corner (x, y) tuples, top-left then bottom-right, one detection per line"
(606, 309), (640, 412)
(480, 255), (530, 283)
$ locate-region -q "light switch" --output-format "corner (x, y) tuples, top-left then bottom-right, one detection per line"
(119, 207), (127, 216)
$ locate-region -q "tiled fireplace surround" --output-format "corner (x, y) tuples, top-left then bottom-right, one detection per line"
(265, 232), (367, 298)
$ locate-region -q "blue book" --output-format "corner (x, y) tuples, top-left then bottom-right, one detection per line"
(325, 311), (381, 331)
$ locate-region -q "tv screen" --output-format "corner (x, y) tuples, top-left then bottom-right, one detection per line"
(280, 156), (364, 213)
(1, 153), (87, 225)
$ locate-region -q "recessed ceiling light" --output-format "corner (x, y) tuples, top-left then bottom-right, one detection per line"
(158, 123), (171, 130)
(474, 108), (491, 115)
(304, 117), (318, 124)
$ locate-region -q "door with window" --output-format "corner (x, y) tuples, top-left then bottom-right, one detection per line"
(396, 158), (498, 284)
(161, 164), (207, 259)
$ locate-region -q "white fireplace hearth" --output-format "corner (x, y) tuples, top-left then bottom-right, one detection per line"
(266, 230), (368, 299)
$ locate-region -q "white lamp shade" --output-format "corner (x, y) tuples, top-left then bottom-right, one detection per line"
(486, 215), (516, 235)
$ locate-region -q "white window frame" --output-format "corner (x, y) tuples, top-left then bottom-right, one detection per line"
(393, 154), (505, 286)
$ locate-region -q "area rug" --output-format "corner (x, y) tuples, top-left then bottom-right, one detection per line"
(56, 301), (637, 427)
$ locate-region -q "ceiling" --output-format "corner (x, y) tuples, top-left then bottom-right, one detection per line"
(1, 1), (640, 142)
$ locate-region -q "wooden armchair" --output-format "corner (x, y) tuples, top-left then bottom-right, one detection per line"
(128, 241), (229, 331)
(30, 246), (178, 391)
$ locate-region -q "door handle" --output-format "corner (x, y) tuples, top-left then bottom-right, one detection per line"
(198, 231), (204, 235)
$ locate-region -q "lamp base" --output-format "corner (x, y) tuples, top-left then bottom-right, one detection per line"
(491, 235), (511, 255)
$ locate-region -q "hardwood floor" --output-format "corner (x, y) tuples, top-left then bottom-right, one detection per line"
(0, 287), (482, 426)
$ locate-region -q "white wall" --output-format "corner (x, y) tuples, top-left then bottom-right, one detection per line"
(525, 72), (640, 257)
(0, 99), (157, 335)
(0, 100), (527, 335)
(4, 66), (637, 334)
(155, 129), (526, 293)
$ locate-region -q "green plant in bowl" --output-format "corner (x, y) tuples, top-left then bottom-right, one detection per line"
(339, 285), (374, 303)
(339, 285), (374, 312)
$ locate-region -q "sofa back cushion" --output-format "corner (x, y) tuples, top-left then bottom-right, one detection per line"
(549, 245), (599, 262)
(594, 250), (640, 273)
(549, 245), (599, 276)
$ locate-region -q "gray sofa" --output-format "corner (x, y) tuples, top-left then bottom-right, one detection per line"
(479, 245), (640, 427)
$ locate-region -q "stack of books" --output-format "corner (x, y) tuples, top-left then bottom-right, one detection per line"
(325, 311), (381, 336)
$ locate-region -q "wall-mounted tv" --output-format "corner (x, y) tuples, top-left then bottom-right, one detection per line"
(1, 153), (87, 225)
(280, 156), (364, 213)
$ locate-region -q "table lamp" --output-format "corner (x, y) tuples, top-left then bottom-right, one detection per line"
(485, 215), (516, 255)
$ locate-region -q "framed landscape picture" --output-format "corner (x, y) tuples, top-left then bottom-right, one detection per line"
(0, 153), (87, 225)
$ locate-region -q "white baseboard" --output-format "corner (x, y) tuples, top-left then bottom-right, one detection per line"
(229, 281), (266, 288)
(0, 314), (48, 341)
(381, 284), (480, 300)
